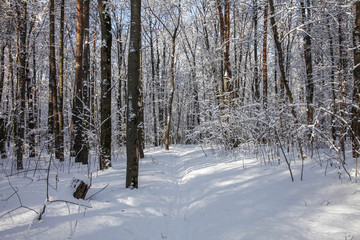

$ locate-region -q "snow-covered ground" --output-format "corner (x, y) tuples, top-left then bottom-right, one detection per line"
(1, 145), (360, 239)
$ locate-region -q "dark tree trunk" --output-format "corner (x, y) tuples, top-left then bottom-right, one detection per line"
(98, 0), (112, 170)
(80, 0), (90, 164)
(57, 0), (65, 161)
(15, 1), (27, 170)
(0, 44), (5, 105)
(300, 0), (314, 126)
(138, 49), (145, 158)
(28, 35), (36, 158)
(0, 44), (6, 157)
(338, 12), (347, 158)
(73, 0), (86, 163)
(253, 0), (260, 102)
(126, 0), (141, 188)
(149, 18), (158, 146)
(353, 2), (360, 159)
(262, 3), (268, 108)
(49, 0), (59, 159)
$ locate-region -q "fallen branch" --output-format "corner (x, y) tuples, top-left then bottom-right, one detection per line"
(86, 184), (109, 201)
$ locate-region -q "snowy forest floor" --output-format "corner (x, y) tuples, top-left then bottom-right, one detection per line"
(1, 145), (360, 240)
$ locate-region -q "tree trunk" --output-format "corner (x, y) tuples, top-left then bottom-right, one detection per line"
(28, 34), (36, 158)
(353, 1), (360, 159)
(138, 49), (145, 158)
(115, 10), (125, 146)
(98, 0), (112, 170)
(262, 3), (268, 108)
(253, 0), (260, 102)
(164, 35), (176, 150)
(164, 2), (181, 150)
(73, 0), (86, 163)
(57, 0), (65, 162)
(0, 44), (6, 157)
(49, 0), (59, 159)
(80, 0), (90, 164)
(0, 44), (5, 105)
(15, 1), (27, 170)
(150, 18), (158, 146)
(126, 0), (141, 188)
(300, 0), (314, 126)
(338, 12), (347, 159)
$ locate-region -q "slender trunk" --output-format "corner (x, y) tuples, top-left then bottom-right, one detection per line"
(116, 12), (125, 145)
(49, 0), (59, 159)
(28, 34), (36, 158)
(0, 44), (5, 105)
(353, 2), (360, 158)
(91, 21), (97, 133)
(300, 0), (314, 125)
(150, 22), (158, 146)
(98, 0), (112, 170)
(81, 0), (90, 164)
(58, 0), (65, 161)
(15, 1), (27, 170)
(165, 36), (176, 150)
(263, 3), (268, 108)
(73, 0), (85, 163)
(126, 0), (141, 188)
(138, 48), (145, 158)
(253, 0), (260, 102)
(338, 13), (347, 158)
(0, 43), (6, 157)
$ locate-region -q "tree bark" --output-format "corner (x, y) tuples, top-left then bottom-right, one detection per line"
(0, 44), (5, 105)
(164, 35), (176, 150)
(80, 0), (90, 164)
(138, 49), (145, 158)
(28, 33), (36, 158)
(300, 0), (314, 126)
(126, 0), (141, 188)
(57, 0), (65, 161)
(15, 1), (27, 170)
(49, 0), (60, 159)
(353, 1), (360, 158)
(149, 18), (158, 146)
(163, 1), (181, 150)
(73, 0), (86, 163)
(98, 0), (112, 170)
(253, 0), (260, 102)
(262, 3), (268, 108)
(216, 0), (233, 107)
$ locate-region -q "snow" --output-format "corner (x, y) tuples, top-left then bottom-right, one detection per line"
(1, 145), (360, 239)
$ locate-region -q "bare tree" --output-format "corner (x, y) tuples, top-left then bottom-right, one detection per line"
(57, 0), (65, 162)
(98, 0), (112, 170)
(14, 0), (28, 170)
(262, 2), (268, 108)
(353, 1), (360, 162)
(126, 0), (141, 188)
(73, 0), (87, 163)
(300, 0), (314, 126)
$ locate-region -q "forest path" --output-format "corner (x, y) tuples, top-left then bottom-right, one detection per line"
(1, 145), (360, 240)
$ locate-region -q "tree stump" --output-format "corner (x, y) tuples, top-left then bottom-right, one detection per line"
(71, 177), (90, 199)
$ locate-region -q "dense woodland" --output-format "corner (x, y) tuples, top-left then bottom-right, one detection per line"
(0, 0), (359, 187)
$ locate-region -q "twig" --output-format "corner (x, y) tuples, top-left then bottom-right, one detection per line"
(85, 184), (109, 201)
